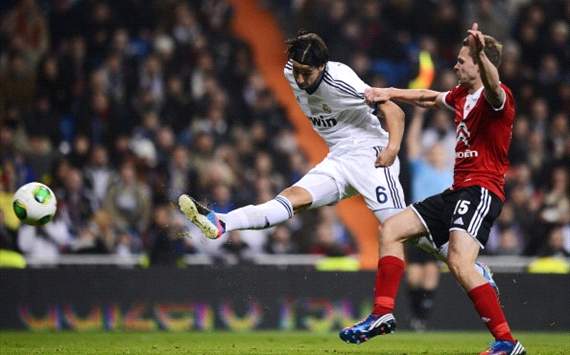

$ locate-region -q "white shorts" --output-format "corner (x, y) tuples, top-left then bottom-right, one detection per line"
(293, 146), (406, 223)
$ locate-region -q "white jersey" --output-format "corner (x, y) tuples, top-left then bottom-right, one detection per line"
(284, 60), (389, 154)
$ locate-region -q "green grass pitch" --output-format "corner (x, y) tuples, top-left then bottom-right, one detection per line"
(1, 331), (568, 354)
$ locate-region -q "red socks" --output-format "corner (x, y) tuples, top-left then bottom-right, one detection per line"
(371, 257), (515, 343)
(372, 256), (405, 316)
(468, 283), (515, 342)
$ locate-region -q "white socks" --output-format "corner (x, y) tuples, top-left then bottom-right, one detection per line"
(219, 195), (294, 231)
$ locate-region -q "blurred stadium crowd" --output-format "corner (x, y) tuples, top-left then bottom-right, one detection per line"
(0, 0), (355, 265)
(0, 0), (568, 265)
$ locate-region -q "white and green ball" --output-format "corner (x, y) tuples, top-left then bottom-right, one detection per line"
(12, 182), (57, 226)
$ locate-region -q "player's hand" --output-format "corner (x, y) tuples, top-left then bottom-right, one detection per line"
(467, 22), (485, 55)
(375, 146), (398, 167)
(364, 87), (391, 106)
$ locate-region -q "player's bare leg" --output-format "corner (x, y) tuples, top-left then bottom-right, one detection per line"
(448, 231), (525, 355)
(447, 231), (486, 290)
(340, 208), (425, 344)
(178, 186), (312, 239)
(412, 237), (499, 295)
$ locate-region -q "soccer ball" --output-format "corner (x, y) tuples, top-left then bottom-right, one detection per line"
(12, 182), (57, 226)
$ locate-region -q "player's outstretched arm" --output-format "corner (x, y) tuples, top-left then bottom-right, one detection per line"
(365, 87), (445, 109)
(374, 100), (404, 167)
(467, 23), (505, 108)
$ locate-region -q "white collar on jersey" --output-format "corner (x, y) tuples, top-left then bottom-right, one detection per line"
(464, 86), (484, 118)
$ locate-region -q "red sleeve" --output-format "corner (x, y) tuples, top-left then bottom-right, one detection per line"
(495, 83), (514, 112)
(485, 83), (515, 115)
(484, 84), (516, 127)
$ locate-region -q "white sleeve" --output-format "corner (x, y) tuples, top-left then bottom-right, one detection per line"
(440, 91), (455, 111)
(325, 62), (368, 109)
(283, 62), (293, 79)
(331, 61), (369, 95)
(283, 61), (297, 89)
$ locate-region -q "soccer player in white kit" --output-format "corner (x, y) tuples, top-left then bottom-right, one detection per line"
(178, 30), (497, 304)
(178, 31), (407, 239)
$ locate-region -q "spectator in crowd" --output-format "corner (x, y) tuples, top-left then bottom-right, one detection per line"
(419, 110), (456, 170)
(309, 222), (349, 256)
(58, 167), (94, 235)
(24, 136), (57, 182)
(73, 210), (116, 254)
(84, 145), (113, 209)
(1, 0), (48, 68)
(0, 209), (17, 251)
(539, 225), (570, 258)
(73, 228), (108, 254)
(264, 225), (298, 254)
(0, 208), (25, 268)
(103, 161), (151, 235)
(407, 107), (454, 202)
(166, 145), (198, 202)
(148, 204), (194, 266)
(493, 226), (524, 256)
(317, 206), (356, 254)
(0, 179), (20, 233)
(17, 215), (72, 262)
(221, 231), (253, 264)
(487, 203), (525, 255)
(540, 167), (570, 226)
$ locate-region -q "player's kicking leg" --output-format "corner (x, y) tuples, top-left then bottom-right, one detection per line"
(178, 186), (312, 239)
(178, 195), (226, 239)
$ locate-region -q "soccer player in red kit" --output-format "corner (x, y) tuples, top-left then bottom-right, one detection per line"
(340, 23), (525, 355)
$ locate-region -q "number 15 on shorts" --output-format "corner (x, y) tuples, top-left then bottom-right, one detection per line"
(453, 200), (471, 215)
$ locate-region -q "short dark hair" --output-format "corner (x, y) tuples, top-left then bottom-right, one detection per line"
(463, 35), (503, 68)
(286, 30), (329, 67)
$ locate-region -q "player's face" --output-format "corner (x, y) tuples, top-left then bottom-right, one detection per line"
(292, 61), (324, 90)
(454, 46), (479, 86)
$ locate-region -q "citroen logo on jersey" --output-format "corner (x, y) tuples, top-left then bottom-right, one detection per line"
(309, 114), (337, 128)
(456, 121), (471, 147)
(456, 121), (479, 159)
(322, 103), (332, 113)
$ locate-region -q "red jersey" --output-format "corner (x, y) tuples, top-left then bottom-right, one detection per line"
(442, 83), (515, 201)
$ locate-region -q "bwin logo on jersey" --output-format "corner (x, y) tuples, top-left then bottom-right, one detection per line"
(456, 121), (471, 147)
(309, 115), (337, 128)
